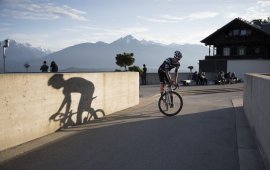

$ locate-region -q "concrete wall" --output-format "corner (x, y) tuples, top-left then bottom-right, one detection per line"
(141, 72), (217, 85)
(244, 73), (270, 168)
(140, 73), (188, 85)
(0, 72), (139, 151)
(228, 60), (270, 80)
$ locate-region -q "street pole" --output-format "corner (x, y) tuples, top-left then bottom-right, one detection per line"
(3, 47), (6, 73)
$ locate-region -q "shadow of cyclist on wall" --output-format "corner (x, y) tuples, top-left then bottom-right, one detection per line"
(48, 74), (105, 128)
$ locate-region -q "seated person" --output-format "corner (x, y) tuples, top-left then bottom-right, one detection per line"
(224, 72), (231, 84)
(201, 72), (208, 85)
(216, 71), (225, 85)
(231, 72), (238, 83)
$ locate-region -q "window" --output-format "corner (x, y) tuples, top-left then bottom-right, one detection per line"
(240, 29), (252, 36)
(233, 29), (239, 36)
(228, 31), (233, 37)
(255, 47), (260, 54)
(238, 46), (246, 55)
(247, 30), (252, 35)
(227, 29), (251, 37)
(240, 30), (247, 36)
(223, 47), (230, 56)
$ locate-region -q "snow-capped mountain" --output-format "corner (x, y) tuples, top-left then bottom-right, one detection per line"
(43, 35), (208, 72)
(1, 35), (208, 72)
(0, 40), (51, 72)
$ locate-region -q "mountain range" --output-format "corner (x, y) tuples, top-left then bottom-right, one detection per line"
(0, 35), (208, 73)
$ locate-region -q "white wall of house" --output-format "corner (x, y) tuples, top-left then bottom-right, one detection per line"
(227, 60), (270, 79)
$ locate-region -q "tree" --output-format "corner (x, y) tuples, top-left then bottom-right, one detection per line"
(187, 66), (194, 73)
(115, 52), (135, 71)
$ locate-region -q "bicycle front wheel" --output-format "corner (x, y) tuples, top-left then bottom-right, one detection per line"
(158, 91), (183, 116)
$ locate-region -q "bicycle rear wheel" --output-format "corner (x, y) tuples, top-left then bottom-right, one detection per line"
(158, 91), (183, 116)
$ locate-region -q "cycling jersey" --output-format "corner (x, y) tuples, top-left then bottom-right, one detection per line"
(158, 58), (180, 72)
(158, 58), (180, 84)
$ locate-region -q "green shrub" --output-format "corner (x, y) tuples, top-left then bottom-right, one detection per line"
(128, 65), (142, 73)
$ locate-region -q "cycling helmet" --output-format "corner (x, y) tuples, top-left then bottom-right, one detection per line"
(174, 50), (182, 60)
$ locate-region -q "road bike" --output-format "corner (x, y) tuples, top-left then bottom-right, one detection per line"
(158, 83), (183, 116)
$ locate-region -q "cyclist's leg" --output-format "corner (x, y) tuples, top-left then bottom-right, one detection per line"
(162, 73), (173, 106)
(170, 92), (174, 107)
(158, 70), (166, 96)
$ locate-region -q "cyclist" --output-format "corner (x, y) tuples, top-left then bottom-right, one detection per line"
(158, 50), (182, 106)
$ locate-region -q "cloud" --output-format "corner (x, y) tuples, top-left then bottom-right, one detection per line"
(79, 25), (148, 34)
(65, 25), (149, 38)
(137, 29), (216, 45)
(9, 33), (50, 47)
(0, 22), (12, 32)
(0, 0), (88, 21)
(139, 11), (219, 23)
(153, 0), (174, 2)
(245, 1), (270, 19)
(257, 0), (270, 6)
(8, 32), (85, 51)
(160, 15), (185, 21)
(161, 12), (219, 21)
(225, 0), (270, 20)
(137, 16), (178, 23)
(187, 12), (219, 20)
(0, 22), (12, 26)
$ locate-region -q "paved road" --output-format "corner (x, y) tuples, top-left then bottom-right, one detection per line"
(0, 83), (266, 170)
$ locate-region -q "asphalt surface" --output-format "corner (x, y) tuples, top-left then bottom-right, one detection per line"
(0, 83), (266, 170)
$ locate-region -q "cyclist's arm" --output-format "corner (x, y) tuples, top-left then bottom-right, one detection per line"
(164, 69), (172, 83)
(174, 68), (179, 83)
(56, 93), (71, 113)
(174, 62), (180, 84)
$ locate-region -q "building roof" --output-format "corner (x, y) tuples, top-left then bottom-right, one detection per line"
(201, 18), (270, 45)
(261, 23), (270, 33)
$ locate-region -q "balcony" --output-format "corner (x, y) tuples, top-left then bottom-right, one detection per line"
(204, 55), (269, 60)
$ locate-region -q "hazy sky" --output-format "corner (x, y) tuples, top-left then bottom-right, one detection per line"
(1, 0), (270, 51)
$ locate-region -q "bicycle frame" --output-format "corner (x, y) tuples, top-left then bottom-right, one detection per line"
(163, 84), (173, 105)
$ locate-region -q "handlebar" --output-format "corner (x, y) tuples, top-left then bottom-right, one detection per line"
(164, 83), (179, 91)
(171, 83), (179, 90)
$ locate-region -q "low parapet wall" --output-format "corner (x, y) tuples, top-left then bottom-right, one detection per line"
(0, 72), (139, 151)
(244, 73), (270, 168)
(141, 72), (217, 85)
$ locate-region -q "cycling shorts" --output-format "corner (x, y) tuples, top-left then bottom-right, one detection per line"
(158, 69), (169, 84)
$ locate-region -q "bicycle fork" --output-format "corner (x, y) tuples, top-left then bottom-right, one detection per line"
(165, 93), (173, 107)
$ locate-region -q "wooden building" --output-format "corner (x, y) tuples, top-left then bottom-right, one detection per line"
(199, 18), (270, 79)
